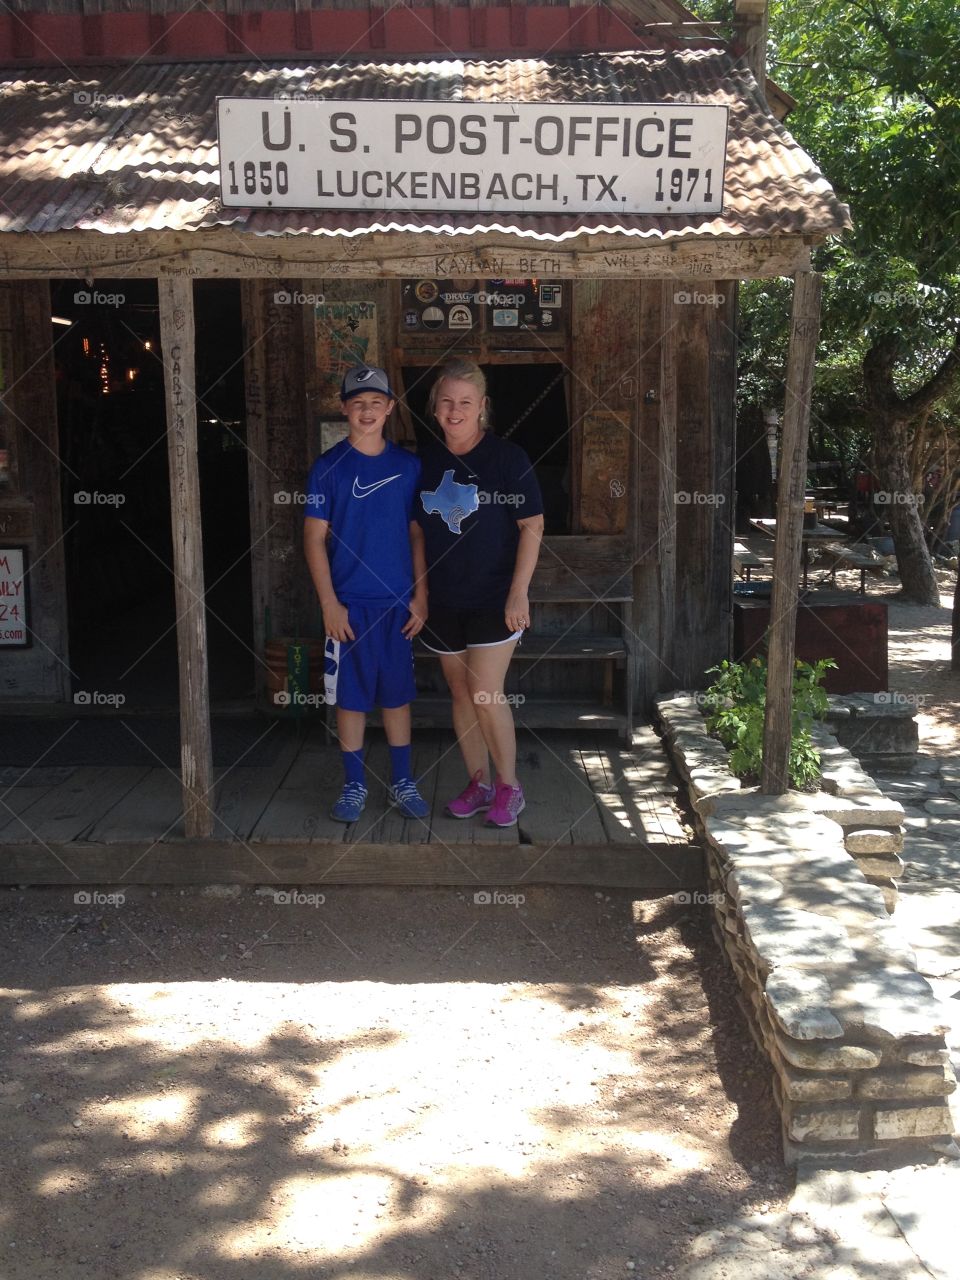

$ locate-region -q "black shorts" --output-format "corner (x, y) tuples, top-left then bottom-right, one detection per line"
(420, 605), (522, 655)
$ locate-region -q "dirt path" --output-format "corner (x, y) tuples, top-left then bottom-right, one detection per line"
(0, 885), (790, 1280)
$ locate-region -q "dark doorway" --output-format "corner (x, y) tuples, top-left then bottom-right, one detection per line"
(53, 279), (252, 709)
(402, 361), (570, 533)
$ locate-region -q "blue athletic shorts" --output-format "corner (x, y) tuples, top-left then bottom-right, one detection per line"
(324, 602), (417, 713)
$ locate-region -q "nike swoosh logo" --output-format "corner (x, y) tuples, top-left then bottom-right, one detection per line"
(352, 473), (401, 498)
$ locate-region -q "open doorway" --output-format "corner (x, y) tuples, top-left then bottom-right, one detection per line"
(401, 360), (571, 533)
(53, 279), (253, 709)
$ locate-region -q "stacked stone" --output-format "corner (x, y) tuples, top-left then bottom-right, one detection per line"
(655, 693), (742, 804)
(813, 726), (905, 912)
(655, 692), (954, 1166)
(823, 694), (919, 773)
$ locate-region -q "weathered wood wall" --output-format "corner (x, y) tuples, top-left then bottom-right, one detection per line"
(0, 282), (69, 701)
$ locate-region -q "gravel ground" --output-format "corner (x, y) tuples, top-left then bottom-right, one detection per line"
(0, 885), (791, 1280)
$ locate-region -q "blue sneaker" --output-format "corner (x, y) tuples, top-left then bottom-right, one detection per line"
(330, 781), (367, 823)
(388, 778), (430, 820)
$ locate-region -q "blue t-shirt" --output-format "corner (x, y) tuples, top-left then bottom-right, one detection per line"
(417, 433), (543, 609)
(305, 438), (421, 607)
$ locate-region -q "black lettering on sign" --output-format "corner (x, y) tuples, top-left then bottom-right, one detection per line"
(262, 109), (291, 151)
(330, 113), (357, 153)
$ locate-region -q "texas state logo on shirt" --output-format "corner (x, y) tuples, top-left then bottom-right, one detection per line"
(420, 469), (480, 534)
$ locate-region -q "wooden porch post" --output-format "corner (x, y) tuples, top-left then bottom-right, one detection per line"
(760, 271), (823, 794)
(158, 277), (214, 836)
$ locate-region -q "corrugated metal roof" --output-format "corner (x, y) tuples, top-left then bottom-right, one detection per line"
(0, 52), (850, 242)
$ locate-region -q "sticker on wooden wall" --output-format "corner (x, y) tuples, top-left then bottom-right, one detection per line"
(580, 412), (631, 534)
(315, 301), (380, 414)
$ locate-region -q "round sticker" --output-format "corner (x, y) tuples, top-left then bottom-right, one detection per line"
(422, 306), (445, 329)
(415, 280), (439, 303)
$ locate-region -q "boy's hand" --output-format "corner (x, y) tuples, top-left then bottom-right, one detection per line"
(403, 591), (428, 638)
(322, 600), (354, 642)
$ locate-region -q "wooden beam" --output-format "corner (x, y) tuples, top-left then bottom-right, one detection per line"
(158, 277), (214, 837)
(0, 229), (815, 282)
(761, 271), (823, 794)
(734, 0), (769, 101)
(0, 838), (705, 889)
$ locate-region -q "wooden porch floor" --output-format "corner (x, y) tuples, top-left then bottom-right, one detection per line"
(0, 727), (703, 888)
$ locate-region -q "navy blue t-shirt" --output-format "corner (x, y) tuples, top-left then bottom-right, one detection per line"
(417, 433), (543, 609)
(305, 438), (421, 607)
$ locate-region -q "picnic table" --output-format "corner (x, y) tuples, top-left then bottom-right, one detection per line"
(747, 518), (882, 593)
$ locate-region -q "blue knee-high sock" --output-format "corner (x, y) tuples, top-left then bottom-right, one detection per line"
(389, 743), (412, 784)
(342, 749), (365, 787)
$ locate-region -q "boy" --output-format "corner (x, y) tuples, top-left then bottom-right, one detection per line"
(303, 365), (429, 822)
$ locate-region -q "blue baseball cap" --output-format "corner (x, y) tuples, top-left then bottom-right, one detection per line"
(340, 365), (395, 401)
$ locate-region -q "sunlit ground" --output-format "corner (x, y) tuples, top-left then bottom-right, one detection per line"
(0, 890), (781, 1280)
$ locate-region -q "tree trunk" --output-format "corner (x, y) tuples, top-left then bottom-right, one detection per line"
(953, 561), (960, 670)
(874, 418), (940, 605)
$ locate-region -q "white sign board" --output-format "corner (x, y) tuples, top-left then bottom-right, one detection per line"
(217, 100), (728, 216)
(0, 547), (28, 647)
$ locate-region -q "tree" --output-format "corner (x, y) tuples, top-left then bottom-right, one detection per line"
(735, 0), (960, 603)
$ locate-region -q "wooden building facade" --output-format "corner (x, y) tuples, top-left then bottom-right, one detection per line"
(0, 0), (849, 833)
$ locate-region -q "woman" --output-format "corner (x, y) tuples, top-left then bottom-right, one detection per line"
(417, 358), (544, 826)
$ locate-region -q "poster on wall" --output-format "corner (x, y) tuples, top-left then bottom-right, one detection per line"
(401, 280), (480, 334)
(401, 279), (564, 333)
(0, 546), (29, 647)
(315, 301), (379, 414)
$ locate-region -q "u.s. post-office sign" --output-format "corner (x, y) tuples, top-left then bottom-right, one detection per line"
(217, 100), (728, 216)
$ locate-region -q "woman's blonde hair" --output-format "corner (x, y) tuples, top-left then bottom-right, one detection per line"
(427, 358), (490, 429)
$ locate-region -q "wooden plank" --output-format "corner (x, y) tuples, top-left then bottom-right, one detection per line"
(355, 734), (439, 846)
(0, 765), (150, 844)
(428, 731), (517, 848)
(0, 839), (706, 889)
(762, 273), (823, 794)
(250, 733), (339, 841)
(515, 731), (608, 847)
(0, 775), (71, 838)
(212, 731), (302, 840)
(0, 229), (815, 283)
(159, 276), (214, 837)
(86, 768), (185, 842)
(633, 278), (664, 713)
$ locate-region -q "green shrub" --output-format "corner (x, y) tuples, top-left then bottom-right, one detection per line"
(700, 655), (836, 789)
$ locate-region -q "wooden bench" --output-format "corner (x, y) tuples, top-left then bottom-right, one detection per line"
(733, 539), (774, 580)
(820, 544), (886, 595)
(417, 536), (636, 742)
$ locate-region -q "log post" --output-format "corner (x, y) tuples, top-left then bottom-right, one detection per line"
(158, 277), (214, 836)
(761, 271), (823, 794)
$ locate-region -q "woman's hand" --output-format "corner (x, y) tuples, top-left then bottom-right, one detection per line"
(322, 600), (354, 643)
(403, 590), (428, 638)
(505, 589), (530, 635)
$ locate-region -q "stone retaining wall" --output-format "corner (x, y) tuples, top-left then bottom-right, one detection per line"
(657, 692), (956, 1166)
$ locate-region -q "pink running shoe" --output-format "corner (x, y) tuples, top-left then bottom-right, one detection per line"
(445, 770), (495, 819)
(485, 780), (526, 827)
